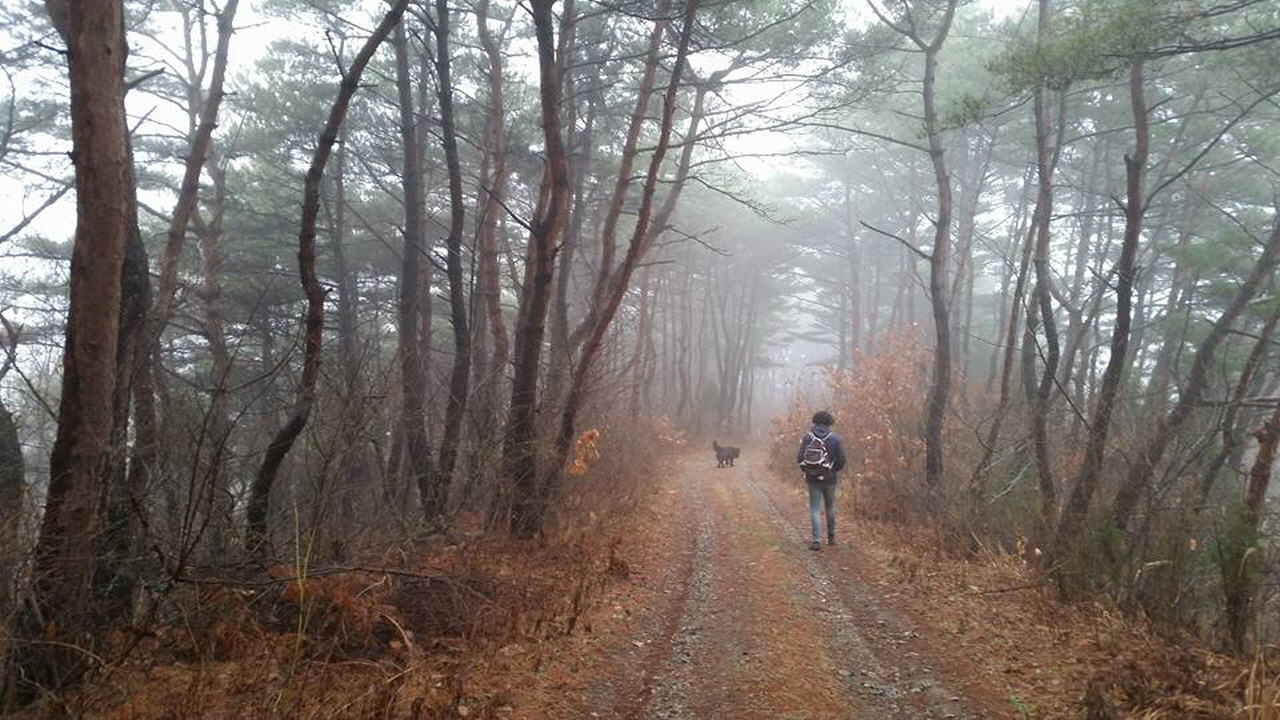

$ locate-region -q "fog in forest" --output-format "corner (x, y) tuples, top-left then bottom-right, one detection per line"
(1, 0), (1280, 716)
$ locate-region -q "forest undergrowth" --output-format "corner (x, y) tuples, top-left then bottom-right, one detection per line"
(10, 418), (683, 719)
(770, 332), (1280, 719)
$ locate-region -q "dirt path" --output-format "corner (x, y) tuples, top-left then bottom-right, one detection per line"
(518, 451), (1007, 719)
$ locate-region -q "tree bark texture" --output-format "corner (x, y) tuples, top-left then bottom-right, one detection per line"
(551, 0), (699, 487)
(919, 1), (958, 493)
(433, 0), (472, 504)
(244, 0), (410, 560)
(1052, 59), (1148, 571)
(390, 18), (434, 524)
(505, 0), (572, 536)
(1027, 0), (1062, 530)
(472, 0), (511, 436)
(6, 0), (131, 701)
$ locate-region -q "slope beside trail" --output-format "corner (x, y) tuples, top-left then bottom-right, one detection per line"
(516, 451), (1011, 719)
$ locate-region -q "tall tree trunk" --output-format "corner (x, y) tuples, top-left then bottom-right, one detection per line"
(433, 0), (471, 507)
(1026, 0), (1062, 530)
(195, 153), (234, 560)
(325, 125), (369, 527)
(505, 0), (572, 536)
(1052, 59), (1149, 573)
(95, 179), (149, 621)
(544, 0), (588, 409)
(471, 0), (511, 441)
(565, 0), (671, 360)
(4, 0), (130, 701)
(244, 0), (410, 560)
(330, 128), (359, 395)
(390, 18), (433, 523)
(919, 1), (959, 493)
(550, 1), (700, 498)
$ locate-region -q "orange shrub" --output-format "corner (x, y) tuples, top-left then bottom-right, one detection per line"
(771, 331), (989, 531)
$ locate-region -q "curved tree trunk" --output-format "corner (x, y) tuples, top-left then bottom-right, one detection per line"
(564, 0), (670, 359)
(244, 0), (410, 560)
(1197, 310), (1280, 502)
(1026, 0), (1063, 530)
(919, 2), (959, 494)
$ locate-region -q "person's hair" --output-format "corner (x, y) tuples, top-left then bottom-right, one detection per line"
(812, 410), (834, 427)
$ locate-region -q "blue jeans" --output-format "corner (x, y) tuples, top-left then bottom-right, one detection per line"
(808, 479), (836, 542)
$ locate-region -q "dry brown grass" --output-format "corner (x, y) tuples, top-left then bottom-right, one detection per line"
(841, 517), (1254, 719)
(7, 416), (681, 719)
(1240, 649), (1280, 720)
(766, 334), (1266, 718)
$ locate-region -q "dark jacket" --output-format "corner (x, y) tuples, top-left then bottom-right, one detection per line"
(797, 424), (846, 482)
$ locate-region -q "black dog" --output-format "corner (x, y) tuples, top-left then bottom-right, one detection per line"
(713, 440), (740, 468)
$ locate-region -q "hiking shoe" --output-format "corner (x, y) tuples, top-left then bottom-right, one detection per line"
(809, 541), (822, 551)
(827, 536), (836, 546)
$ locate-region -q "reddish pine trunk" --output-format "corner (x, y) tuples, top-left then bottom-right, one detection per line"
(506, 0), (572, 536)
(5, 0), (131, 701)
(551, 0), (700, 485)
(566, 0), (670, 355)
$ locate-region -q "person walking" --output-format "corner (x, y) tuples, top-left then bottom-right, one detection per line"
(797, 410), (846, 551)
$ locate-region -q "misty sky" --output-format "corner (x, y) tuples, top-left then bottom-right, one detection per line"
(1, 0), (1035, 245)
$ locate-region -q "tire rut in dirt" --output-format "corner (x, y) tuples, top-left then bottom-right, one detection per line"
(576, 464), (706, 718)
(744, 464), (979, 720)
(653, 465), (860, 719)
(627, 468), (715, 720)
